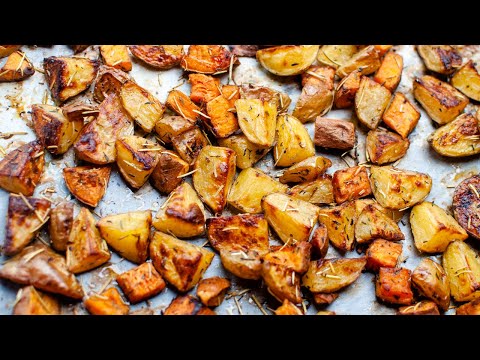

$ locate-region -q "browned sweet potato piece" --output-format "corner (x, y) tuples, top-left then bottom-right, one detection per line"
(116, 262), (166, 304)
(205, 95), (239, 138)
(166, 90), (201, 122)
(63, 166), (111, 207)
(312, 293), (339, 306)
(49, 202), (73, 252)
(376, 267), (413, 305)
(181, 45), (234, 74)
(0, 51), (35, 82)
(314, 117), (356, 150)
(332, 166), (372, 203)
(100, 45), (132, 72)
(189, 74), (221, 104)
(366, 239), (402, 272)
(382, 92), (421, 139)
(275, 300), (303, 315)
(265, 242), (312, 274)
(196, 277), (231, 307)
(84, 287), (129, 315)
(334, 69), (362, 109)
(13, 286), (60, 315)
(164, 295), (216, 315)
(373, 51), (403, 92)
(93, 65), (130, 102)
(397, 300), (440, 315)
(129, 45), (184, 70)
(0, 45), (21, 58)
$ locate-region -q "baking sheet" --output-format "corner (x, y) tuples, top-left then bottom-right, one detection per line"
(0, 45), (478, 315)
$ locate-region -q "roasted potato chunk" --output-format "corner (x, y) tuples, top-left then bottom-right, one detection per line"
(84, 287), (129, 315)
(129, 45), (184, 70)
(314, 117), (356, 150)
(275, 300), (303, 315)
(63, 166), (111, 207)
(370, 166), (432, 210)
(0, 140), (44, 196)
(310, 223), (329, 259)
(97, 210), (151, 264)
(456, 299), (480, 315)
(333, 166), (372, 203)
(0, 243), (84, 299)
(166, 90), (201, 122)
(240, 84), (291, 112)
(116, 262), (166, 303)
(355, 199), (405, 224)
(218, 134), (269, 169)
(262, 261), (302, 304)
(412, 258), (450, 311)
(262, 193), (319, 244)
(382, 92), (420, 139)
(274, 114), (315, 167)
(289, 175), (334, 205)
(355, 76), (391, 130)
(337, 45), (381, 78)
(397, 301), (440, 315)
(317, 45), (358, 69)
(366, 239), (402, 272)
(235, 98), (277, 148)
(189, 73), (221, 104)
(4, 195), (51, 256)
(453, 175), (480, 240)
(411, 202), (467, 253)
(373, 51), (403, 92)
(443, 241), (480, 302)
(44, 56), (99, 102)
(100, 45), (132, 72)
(13, 286), (60, 315)
(149, 149), (189, 194)
(280, 156), (331, 184)
(312, 292), (339, 307)
(0, 45), (21, 58)
(318, 201), (356, 252)
(181, 45), (234, 74)
(93, 65), (130, 102)
(451, 60), (480, 101)
(413, 75), (468, 125)
(366, 128), (410, 165)
(164, 295), (215, 315)
(334, 69), (362, 109)
(49, 202), (73, 252)
(265, 242), (312, 274)
(417, 45), (462, 75)
(196, 277), (230, 307)
(257, 45), (319, 76)
(376, 267), (414, 305)
(153, 182), (205, 238)
(154, 115), (195, 145)
(302, 257), (366, 293)
(120, 81), (165, 133)
(66, 208), (110, 274)
(172, 127), (209, 165)
(205, 95), (239, 138)
(0, 51), (35, 82)
(355, 204), (404, 244)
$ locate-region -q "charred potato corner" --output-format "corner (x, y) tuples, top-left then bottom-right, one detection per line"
(1, 45), (480, 315)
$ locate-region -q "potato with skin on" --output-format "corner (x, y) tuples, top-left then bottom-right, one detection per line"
(155, 115), (195, 145)
(355, 204), (404, 244)
(116, 262), (166, 304)
(265, 242), (312, 274)
(456, 298), (480, 315)
(97, 210), (151, 264)
(333, 166), (372, 204)
(412, 258), (450, 311)
(355, 76), (392, 130)
(84, 287), (129, 315)
(189, 74), (221, 104)
(355, 199), (405, 224)
(13, 286), (60, 315)
(205, 95), (239, 138)
(0, 51), (35, 82)
(382, 92), (420, 139)
(369, 166), (432, 210)
(289, 175), (334, 205)
(275, 300), (304, 315)
(262, 261), (302, 304)
(196, 277), (231, 307)
(334, 70), (362, 109)
(63, 166), (111, 207)
(373, 51), (403, 92)
(150, 231), (214, 292)
(314, 117), (356, 150)
(240, 84), (291, 112)
(453, 175), (480, 240)
(376, 267), (414, 305)
(318, 201), (356, 252)
(366, 240), (402, 272)
(310, 224), (329, 259)
(366, 128), (410, 165)
(218, 134), (269, 169)
(49, 202), (73, 252)
(66, 208), (110, 274)
(172, 127), (209, 165)
(0, 45), (21, 58)
(93, 65), (130, 102)
(61, 101), (98, 123)
(153, 182), (205, 238)
(312, 293), (339, 307)
(336, 45), (381, 78)
(280, 156), (332, 184)
(410, 202), (468, 253)
(164, 295), (216, 315)
(235, 98), (277, 148)
(0, 140), (44, 196)
(451, 60), (480, 101)
(3, 195), (51, 256)
(100, 45), (132, 72)
(397, 301), (440, 315)
(181, 45), (234, 74)
(317, 45), (358, 69)
(129, 45), (184, 70)
(256, 45), (319, 76)
(413, 75), (468, 125)
(149, 149), (189, 194)
(166, 90), (201, 122)
(417, 45), (462, 75)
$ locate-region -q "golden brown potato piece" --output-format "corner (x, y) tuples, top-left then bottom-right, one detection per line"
(205, 95), (239, 138)
(397, 301), (440, 315)
(116, 136), (160, 189)
(310, 223), (329, 259)
(0, 51), (34, 82)
(154, 115), (195, 145)
(240, 84), (291, 112)
(274, 114), (315, 167)
(366, 128), (410, 165)
(153, 182), (205, 238)
(366, 239), (402, 272)
(312, 293), (339, 307)
(61, 101), (98, 125)
(453, 175), (480, 240)
(417, 45), (462, 75)
(120, 81), (165, 133)
(63, 166), (111, 207)
(411, 202), (467, 253)
(317, 45), (358, 69)
(84, 287), (129, 315)
(275, 299), (304, 315)
(355, 76), (391, 130)
(164, 295), (215, 315)
(4, 195), (51, 256)
(370, 166), (432, 210)
(196, 277), (231, 307)
(373, 51), (403, 92)
(456, 299), (480, 315)
(265, 242), (311, 274)
(100, 45), (132, 72)
(13, 286), (60, 315)
(172, 127), (209, 165)
(314, 117), (356, 150)
(262, 261), (302, 304)
(0, 45), (21, 58)
(97, 210), (151, 264)
(93, 65), (130, 102)
(318, 201), (356, 252)
(443, 241), (480, 302)
(218, 249), (262, 281)
(192, 146), (236, 214)
(218, 134), (269, 169)
(66, 207), (110, 274)
(413, 75), (468, 125)
(289, 175), (334, 205)
(280, 156), (331, 184)
(149, 149), (189, 194)
(0, 140), (44, 196)
(129, 45), (184, 70)
(334, 69), (362, 109)
(256, 45), (319, 76)
(189, 73), (221, 104)
(382, 92), (420, 139)
(337, 45), (381, 78)
(150, 231), (214, 292)
(49, 202), (73, 252)
(44, 56), (99, 102)
(451, 60), (480, 101)
(0, 243), (84, 299)
(166, 89), (201, 122)
(262, 192), (319, 244)
(293, 66), (335, 123)
(235, 98), (277, 148)
(302, 257), (366, 293)
(376, 267), (413, 305)
(333, 166), (372, 204)
(412, 258), (450, 311)
(181, 45), (234, 74)
(428, 113), (480, 157)
(355, 204), (404, 244)
(116, 262), (166, 303)
(355, 199), (405, 224)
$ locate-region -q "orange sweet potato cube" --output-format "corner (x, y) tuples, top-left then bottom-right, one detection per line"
(189, 74), (221, 104)
(166, 90), (201, 122)
(206, 95), (239, 138)
(376, 267), (413, 305)
(366, 239), (403, 272)
(334, 70), (361, 109)
(196, 276), (231, 307)
(116, 262), (166, 304)
(382, 92), (421, 139)
(275, 299), (303, 315)
(332, 166), (372, 203)
(373, 52), (403, 92)
(164, 295), (216, 315)
(221, 85), (240, 108)
(374, 45), (393, 57)
(84, 287), (129, 315)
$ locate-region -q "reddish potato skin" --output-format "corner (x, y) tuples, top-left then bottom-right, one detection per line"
(314, 117), (356, 150)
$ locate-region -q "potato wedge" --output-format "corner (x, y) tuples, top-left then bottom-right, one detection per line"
(196, 277), (230, 307)
(411, 202), (468, 253)
(93, 65), (130, 102)
(240, 84), (291, 112)
(382, 92), (420, 139)
(334, 69), (362, 109)
(235, 98), (277, 148)
(149, 231), (214, 292)
(66, 207), (110, 274)
(262, 193), (319, 244)
(275, 300), (304, 315)
(189, 73), (221, 104)
(153, 182), (205, 238)
(280, 156), (331, 184)
(376, 267), (413, 305)
(397, 301), (440, 315)
(61, 101), (98, 124)
(355, 204), (404, 244)
(84, 287), (129, 315)
(262, 261), (302, 304)
(154, 115), (195, 145)
(0, 51), (35, 82)
(373, 51), (403, 92)
(0, 45), (21, 58)
(63, 166), (111, 207)
(129, 45), (184, 70)
(417, 45), (462, 75)
(355, 76), (392, 130)
(100, 45), (131, 72)
(274, 114), (315, 167)
(205, 94), (239, 138)
(149, 149), (189, 194)
(310, 223), (329, 259)
(337, 45), (381, 78)
(265, 242), (311, 274)
(44, 56), (99, 102)
(355, 199), (405, 224)
(120, 81), (165, 133)
(302, 257), (366, 293)
(412, 258), (450, 311)
(370, 166), (432, 210)
(97, 210), (151, 264)
(256, 45), (319, 76)
(116, 262), (166, 303)
(49, 202), (73, 252)
(13, 286), (60, 315)
(453, 175), (480, 240)
(366, 128), (410, 165)
(456, 299), (480, 315)
(289, 175), (334, 205)
(451, 60), (480, 101)
(172, 127), (209, 165)
(181, 45), (234, 74)
(318, 201), (357, 252)
(366, 239), (402, 272)
(166, 90), (201, 122)
(333, 165), (372, 203)
(317, 45), (358, 69)
(218, 134), (269, 169)
(413, 75), (468, 125)
(164, 295), (215, 315)
(314, 117), (356, 150)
